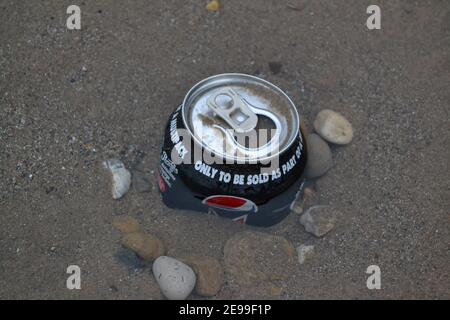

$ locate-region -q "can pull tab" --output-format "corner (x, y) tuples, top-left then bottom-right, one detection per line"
(206, 88), (258, 133)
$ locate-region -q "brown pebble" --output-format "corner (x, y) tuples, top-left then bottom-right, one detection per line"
(206, 0), (220, 12)
(112, 216), (141, 234)
(121, 232), (165, 262)
(180, 255), (224, 297)
(270, 286), (283, 297)
(224, 231), (296, 286)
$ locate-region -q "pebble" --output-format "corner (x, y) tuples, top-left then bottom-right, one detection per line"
(103, 159), (131, 199)
(296, 245), (315, 264)
(121, 232), (165, 262)
(313, 109), (353, 145)
(300, 205), (339, 237)
(291, 200), (304, 214)
(206, 0), (220, 12)
(224, 231), (296, 286)
(304, 134), (333, 179)
(132, 170), (151, 193)
(152, 256), (196, 300)
(180, 255), (223, 297)
(112, 216), (141, 234)
(270, 286), (283, 297)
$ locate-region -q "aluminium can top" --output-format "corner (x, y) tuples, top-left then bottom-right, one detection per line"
(182, 73), (300, 162)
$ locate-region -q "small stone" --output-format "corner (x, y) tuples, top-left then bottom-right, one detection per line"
(103, 159), (131, 199)
(121, 232), (165, 262)
(291, 200), (303, 214)
(300, 205), (339, 237)
(180, 255), (223, 297)
(302, 187), (317, 206)
(296, 245), (314, 264)
(132, 171), (151, 193)
(270, 286), (283, 297)
(304, 134), (333, 179)
(206, 0), (220, 12)
(224, 231), (296, 286)
(153, 256), (196, 300)
(313, 109), (353, 145)
(112, 216), (141, 234)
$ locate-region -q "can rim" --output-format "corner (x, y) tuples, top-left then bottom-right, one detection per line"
(182, 73), (300, 163)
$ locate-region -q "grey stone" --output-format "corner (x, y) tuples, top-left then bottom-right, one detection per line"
(103, 159), (131, 199)
(300, 205), (339, 237)
(296, 245), (315, 264)
(304, 134), (333, 179)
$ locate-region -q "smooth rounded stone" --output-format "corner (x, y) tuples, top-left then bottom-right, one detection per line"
(103, 159), (131, 199)
(224, 231), (296, 286)
(132, 170), (152, 193)
(121, 232), (165, 262)
(296, 245), (314, 264)
(304, 134), (333, 179)
(180, 255), (223, 297)
(153, 256), (196, 300)
(300, 205), (339, 237)
(270, 286), (283, 297)
(112, 216), (141, 234)
(313, 109), (353, 145)
(206, 0), (220, 12)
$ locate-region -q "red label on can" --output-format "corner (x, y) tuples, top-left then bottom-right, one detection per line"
(157, 174), (167, 193)
(202, 195), (257, 212)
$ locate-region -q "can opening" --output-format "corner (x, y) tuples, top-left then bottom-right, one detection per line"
(234, 115), (276, 149)
(206, 87), (259, 133)
(183, 74), (300, 163)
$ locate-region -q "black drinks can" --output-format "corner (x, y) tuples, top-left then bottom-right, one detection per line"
(158, 74), (307, 227)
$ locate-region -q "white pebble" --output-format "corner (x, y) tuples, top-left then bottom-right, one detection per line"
(152, 256), (196, 300)
(313, 109), (353, 145)
(103, 159), (131, 199)
(296, 245), (314, 264)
